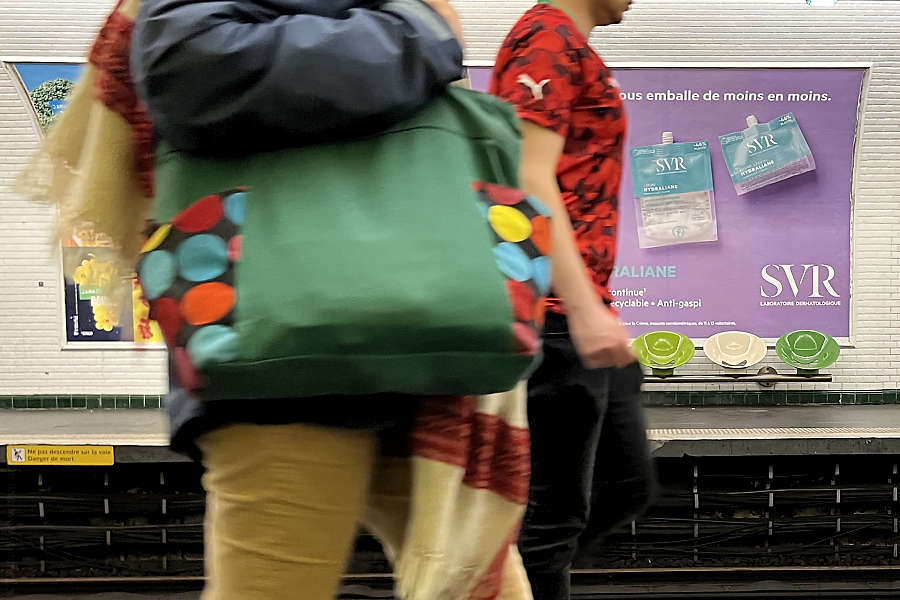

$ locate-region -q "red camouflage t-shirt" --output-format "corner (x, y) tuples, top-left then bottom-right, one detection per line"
(490, 4), (627, 311)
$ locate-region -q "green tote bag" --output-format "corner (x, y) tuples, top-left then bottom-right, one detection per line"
(137, 87), (552, 400)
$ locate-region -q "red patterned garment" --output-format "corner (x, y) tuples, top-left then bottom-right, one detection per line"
(490, 4), (628, 310)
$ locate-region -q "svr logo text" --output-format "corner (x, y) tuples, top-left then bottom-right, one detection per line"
(747, 134), (778, 154)
(656, 157), (687, 173)
(760, 264), (840, 298)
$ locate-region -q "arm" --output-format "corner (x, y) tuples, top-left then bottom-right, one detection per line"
(131, 0), (463, 154)
(519, 121), (634, 369)
(490, 27), (633, 368)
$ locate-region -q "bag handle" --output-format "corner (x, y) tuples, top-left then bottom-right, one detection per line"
(482, 138), (514, 185)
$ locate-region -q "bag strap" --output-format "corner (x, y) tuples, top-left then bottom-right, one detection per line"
(482, 139), (513, 185)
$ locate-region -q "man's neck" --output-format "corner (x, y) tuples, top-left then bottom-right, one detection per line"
(543, 0), (595, 37)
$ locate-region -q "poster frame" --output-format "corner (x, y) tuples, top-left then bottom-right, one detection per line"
(464, 61), (872, 347)
(4, 58), (167, 351)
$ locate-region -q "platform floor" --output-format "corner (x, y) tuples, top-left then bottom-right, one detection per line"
(2, 405), (900, 460)
(645, 405), (900, 456)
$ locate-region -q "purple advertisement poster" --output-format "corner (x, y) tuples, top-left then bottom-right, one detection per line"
(468, 66), (862, 339)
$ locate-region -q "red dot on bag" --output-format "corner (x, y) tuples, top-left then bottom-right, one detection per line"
(484, 183), (525, 206)
(228, 235), (242, 261)
(152, 296), (183, 348)
(174, 346), (203, 392)
(531, 216), (551, 255)
(507, 280), (536, 322)
(181, 282), (236, 325)
(512, 322), (539, 356)
(173, 195), (224, 233)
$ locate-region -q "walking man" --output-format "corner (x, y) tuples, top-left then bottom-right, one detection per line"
(491, 1), (656, 598)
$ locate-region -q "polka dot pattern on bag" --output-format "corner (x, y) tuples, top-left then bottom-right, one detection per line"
(473, 182), (551, 357)
(136, 188), (248, 392)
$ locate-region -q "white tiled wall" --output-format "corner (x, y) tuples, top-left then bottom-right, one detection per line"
(1, 0), (898, 396)
(0, 2), (168, 396)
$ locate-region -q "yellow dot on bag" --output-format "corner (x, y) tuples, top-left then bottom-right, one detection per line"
(489, 205), (532, 243)
(141, 224), (172, 253)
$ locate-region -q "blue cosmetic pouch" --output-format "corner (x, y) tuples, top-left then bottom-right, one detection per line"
(631, 138), (717, 248)
(720, 113), (815, 195)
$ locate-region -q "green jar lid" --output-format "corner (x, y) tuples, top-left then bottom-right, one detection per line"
(775, 330), (840, 374)
(632, 331), (694, 376)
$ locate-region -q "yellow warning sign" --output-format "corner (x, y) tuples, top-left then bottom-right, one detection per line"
(6, 445), (114, 466)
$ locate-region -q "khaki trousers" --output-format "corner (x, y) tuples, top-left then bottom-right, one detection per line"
(199, 422), (532, 600)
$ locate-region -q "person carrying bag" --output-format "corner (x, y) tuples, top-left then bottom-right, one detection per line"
(17, 0), (541, 598)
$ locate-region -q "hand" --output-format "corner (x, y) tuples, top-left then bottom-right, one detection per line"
(421, 0), (465, 46)
(568, 302), (635, 370)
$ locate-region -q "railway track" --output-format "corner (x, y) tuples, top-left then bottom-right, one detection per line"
(3, 567), (900, 599)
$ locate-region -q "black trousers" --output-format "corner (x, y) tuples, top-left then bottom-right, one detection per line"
(520, 312), (657, 600)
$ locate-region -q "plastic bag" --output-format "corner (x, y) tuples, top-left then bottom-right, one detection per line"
(719, 113), (815, 195)
(631, 134), (717, 249)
